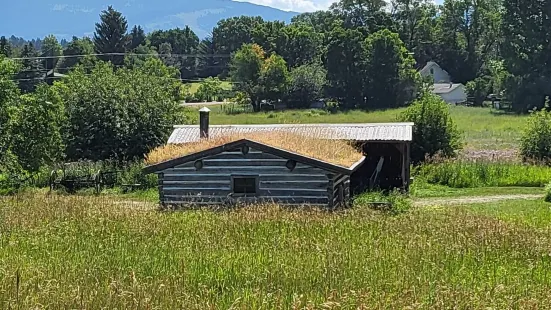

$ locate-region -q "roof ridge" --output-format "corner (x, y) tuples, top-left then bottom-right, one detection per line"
(173, 122), (414, 128)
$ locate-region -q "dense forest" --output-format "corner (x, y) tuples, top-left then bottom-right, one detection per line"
(0, 0), (550, 188)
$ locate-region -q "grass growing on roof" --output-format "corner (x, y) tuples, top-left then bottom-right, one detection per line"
(2, 194), (551, 308)
(146, 131), (363, 168)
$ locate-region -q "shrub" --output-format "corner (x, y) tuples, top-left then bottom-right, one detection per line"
(520, 101), (551, 161)
(466, 76), (492, 106)
(545, 182), (551, 203)
(324, 100), (340, 114)
(354, 190), (412, 214)
(195, 77), (224, 102)
(398, 92), (463, 163)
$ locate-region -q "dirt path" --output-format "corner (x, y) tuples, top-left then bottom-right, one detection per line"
(415, 194), (542, 207)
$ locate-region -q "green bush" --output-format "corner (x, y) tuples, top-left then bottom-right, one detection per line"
(354, 190), (411, 214)
(466, 76), (492, 106)
(324, 100), (340, 114)
(520, 101), (551, 161)
(545, 182), (551, 202)
(398, 92), (463, 163)
(117, 161), (157, 189)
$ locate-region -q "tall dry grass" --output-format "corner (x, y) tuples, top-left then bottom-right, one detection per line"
(1, 194), (551, 308)
(146, 131), (363, 168)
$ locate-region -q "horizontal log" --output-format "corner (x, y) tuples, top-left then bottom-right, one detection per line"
(162, 195), (329, 205)
(163, 190), (231, 197)
(163, 202), (329, 208)
(258, 189), (328, 197)
(208, 152), (282, 160)
(166, 166), (328, 175)
(204, 159), (288, 167)
(162, 173), (331, 182)
(259, 180), (328, 189)
(162, 181), (231, 188)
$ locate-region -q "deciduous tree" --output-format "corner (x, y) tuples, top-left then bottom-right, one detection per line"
(364, 29), (418, 109)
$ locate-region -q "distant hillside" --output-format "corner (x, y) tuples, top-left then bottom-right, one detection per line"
(1, 0), (298, 39)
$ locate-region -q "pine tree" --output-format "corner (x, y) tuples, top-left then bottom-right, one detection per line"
(93, 6), (129, 66)
(197, 36), (218, 78)
(16, 43), (44, 93)
(129, 25), (146, 50)
(0, 36), (12, 57)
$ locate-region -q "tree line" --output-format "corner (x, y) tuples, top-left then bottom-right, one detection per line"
(1, 0), (549, 110)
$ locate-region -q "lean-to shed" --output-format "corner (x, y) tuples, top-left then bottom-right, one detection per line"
(144, 139), (365, 208)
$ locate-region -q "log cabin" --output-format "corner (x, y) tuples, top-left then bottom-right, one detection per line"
(144, 108), (414, 208)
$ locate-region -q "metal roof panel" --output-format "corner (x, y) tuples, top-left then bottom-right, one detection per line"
(168, 123), (413, 144)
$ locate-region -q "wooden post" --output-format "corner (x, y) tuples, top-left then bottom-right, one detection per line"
(400, 143), (407, 191)
(405, 142), (411, 191)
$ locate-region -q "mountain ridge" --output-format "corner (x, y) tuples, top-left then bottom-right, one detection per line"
(1, 0), (299, 39)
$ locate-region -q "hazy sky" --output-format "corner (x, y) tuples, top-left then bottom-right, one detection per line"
(234, 0), (336, 12)
(235, 0), (441, 12)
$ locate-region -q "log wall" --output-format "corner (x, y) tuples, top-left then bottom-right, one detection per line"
(158, 147), (339, 207)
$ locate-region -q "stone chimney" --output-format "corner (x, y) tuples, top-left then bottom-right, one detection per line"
(199, 107), (210, 139)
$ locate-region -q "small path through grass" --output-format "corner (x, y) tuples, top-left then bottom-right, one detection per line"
(415, 194), (542, 207)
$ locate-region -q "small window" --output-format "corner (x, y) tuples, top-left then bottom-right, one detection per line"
(430, 68), (434, 75)
(232, 176), (257, 195)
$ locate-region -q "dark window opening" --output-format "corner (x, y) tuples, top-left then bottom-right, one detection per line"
(233, 177), (257, 195)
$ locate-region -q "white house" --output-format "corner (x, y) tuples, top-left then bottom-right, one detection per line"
(420, 61), (451, 83)
(432, 83), (467, 104)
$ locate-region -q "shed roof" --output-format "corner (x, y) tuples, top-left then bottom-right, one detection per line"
(144, 139), (366, 175)
(168, 123), (414, 144)
(432, 83), (464, 94)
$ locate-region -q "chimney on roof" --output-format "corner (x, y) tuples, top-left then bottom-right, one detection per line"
(449, 82), (453, 88)
(199, 107), (210, 139)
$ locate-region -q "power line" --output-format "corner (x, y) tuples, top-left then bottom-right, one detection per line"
(9, 53), (232, 61)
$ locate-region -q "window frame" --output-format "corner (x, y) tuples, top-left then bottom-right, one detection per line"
(231, 175), (260, 196)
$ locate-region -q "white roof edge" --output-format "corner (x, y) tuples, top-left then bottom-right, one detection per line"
(173, 123), (414, 129)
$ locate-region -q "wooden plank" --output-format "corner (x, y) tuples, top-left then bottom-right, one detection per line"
(328, 175), (335, 209)
(334, 175), (348, 187)
(163, 190), (231, 197)
(259, 180), (328, 189)
(258, 189), (329, 197)
(164, 196), (228, 203)
(259, 174), (329, 181)
(162, 181), (231, 188)
(164, 196), (329, 205)
(163, 200), (328, 208)
(163, 173), (231, 180)
(158, 172), (164, 203)
(203, 159), (288, 167)
(166, 167), (329, 175)
(209, 152), (282, 160)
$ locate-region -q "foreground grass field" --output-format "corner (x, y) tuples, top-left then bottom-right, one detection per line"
(1, 194), (550, 308)
(206, 106), (527, 150)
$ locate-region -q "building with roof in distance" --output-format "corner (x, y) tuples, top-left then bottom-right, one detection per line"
(419, 61), (451, 84)
(144, 108), (414, 208)
(431, 83), (467, 104)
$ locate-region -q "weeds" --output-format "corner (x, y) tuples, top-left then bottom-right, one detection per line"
(417, 159), (551, 188)
(353, 190), (412, 214)
(1, 194), (551, 308)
